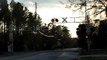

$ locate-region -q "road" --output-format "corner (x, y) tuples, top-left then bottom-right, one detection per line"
(0, 48), (80, 60)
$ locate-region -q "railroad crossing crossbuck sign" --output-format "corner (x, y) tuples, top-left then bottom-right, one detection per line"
(50, 16), (85, 24)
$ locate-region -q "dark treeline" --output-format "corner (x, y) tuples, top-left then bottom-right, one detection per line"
(76, 19), (107, 50)
(0, 0), (75, 53)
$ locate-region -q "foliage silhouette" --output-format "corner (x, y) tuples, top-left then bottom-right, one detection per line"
(0, 0), (74, 53)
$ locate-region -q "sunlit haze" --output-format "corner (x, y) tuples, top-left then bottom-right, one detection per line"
(8, 0), (85, 37)
(38, 7), (81, 37)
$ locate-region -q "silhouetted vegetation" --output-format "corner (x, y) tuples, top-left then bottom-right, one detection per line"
(1, 0), (107, 56)
(98, 20), (107, 49)
(0, 0), (75, 53)
(76, 24), (87, 49)
(76, 19), (107, 51)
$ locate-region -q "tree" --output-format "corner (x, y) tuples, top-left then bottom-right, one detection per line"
(0, 0), (10, 33)
(93, 0), (107, 17)
(98, 19), (107, 49)
(76, 24), (88, 49)
(12, 2), (25, 35)
(60, 0), (107, 23)
(0, 0), (11, 52)
(49, 25), (72, 48)
(0, 0), (44, 52)
(22, 11), (42, 51)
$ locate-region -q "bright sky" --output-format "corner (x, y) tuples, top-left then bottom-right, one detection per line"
(8, 0), (84, 37)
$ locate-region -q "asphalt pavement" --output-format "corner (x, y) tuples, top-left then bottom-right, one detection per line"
(0, 48), (80, 60)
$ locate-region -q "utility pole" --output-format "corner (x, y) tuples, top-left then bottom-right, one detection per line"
(35, 2), (39, 20)
(35, 2), (37, 13)
(85, 0), (88, 24)
(8, 21), (13, 53)
(8, 0), (15, 53)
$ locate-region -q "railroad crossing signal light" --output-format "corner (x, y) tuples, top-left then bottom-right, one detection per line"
(55, 18), (59, 22)
(51, 18), (55, 23)
(51, 18), (59, 23)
